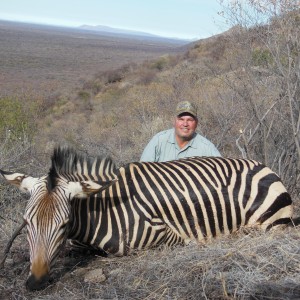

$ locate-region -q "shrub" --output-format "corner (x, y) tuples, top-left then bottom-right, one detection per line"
(151, 56), (168, 71)
(77, 90), (91, 101)
(252, 48), (273, 67)
(0, 96), (40, 144)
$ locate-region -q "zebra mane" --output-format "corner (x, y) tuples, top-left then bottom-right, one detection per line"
(48, 146), (117, 190)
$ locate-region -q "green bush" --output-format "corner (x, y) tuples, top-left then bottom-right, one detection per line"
(78, 90), (91, 101)
(252, 48), (273, 67)
(0, 96), (39, 143)
(151, 57), (168, 71)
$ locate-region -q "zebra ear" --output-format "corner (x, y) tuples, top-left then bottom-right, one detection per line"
(0, 169), (38, 193)
(69, 179), (117, 199)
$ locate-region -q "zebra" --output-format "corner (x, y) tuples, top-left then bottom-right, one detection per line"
(0, 146), (294, 290)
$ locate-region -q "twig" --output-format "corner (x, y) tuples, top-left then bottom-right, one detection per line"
(0, 221), (26, 269)
(144, 282), (169, 300)
(220, 272), (229, 298)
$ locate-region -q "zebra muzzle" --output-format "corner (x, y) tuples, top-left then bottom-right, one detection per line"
(26, 273), (51, 291)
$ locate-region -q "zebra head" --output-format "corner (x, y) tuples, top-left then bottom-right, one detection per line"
(0, 147), (117, 290)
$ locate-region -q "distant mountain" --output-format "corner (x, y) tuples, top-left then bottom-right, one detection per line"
(80, 24), (157, 37)
(79, 24), (192, 42)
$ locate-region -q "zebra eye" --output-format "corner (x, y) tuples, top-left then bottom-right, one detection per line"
(60, 219), (69, 228)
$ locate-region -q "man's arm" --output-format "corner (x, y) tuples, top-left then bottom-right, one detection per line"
(209, 144), (222, 157)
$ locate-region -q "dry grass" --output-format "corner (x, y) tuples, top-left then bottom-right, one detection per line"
(1, 223), (300, 299)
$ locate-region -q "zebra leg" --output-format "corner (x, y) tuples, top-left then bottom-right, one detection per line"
(161, 227), (186, 247)
(68, 240), (108, 257)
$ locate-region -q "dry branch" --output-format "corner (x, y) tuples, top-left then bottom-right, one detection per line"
(0, 221), (26, 269)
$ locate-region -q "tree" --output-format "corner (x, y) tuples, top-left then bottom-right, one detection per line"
(219, 0), (300, 196)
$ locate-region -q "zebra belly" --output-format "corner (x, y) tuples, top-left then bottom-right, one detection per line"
(69, 216), (176, 256)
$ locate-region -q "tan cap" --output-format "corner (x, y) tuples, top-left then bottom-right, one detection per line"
(176, 101), (197, 118)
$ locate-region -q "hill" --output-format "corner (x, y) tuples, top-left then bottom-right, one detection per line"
(79, 24), (192, 42)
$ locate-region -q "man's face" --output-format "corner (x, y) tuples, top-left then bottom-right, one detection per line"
(174, 113), (198, 141)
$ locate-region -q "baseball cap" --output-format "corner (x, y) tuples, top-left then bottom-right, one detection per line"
(176, 101), (197, 118)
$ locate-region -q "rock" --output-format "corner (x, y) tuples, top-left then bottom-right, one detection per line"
(84, 268), (106, 283)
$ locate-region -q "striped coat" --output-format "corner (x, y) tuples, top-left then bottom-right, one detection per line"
(69, 155), (293, 256)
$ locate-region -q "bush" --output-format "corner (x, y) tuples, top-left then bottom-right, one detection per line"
(151, 56), (168, 71)
(0, 96), (40, 144)
(252, 48), (273, 67)
(77, 90), (91, 101)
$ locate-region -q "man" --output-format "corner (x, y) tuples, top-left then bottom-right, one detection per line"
(140, 101), (221, 162)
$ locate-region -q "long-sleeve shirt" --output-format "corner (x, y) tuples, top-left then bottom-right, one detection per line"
(140, 128), (221, 162)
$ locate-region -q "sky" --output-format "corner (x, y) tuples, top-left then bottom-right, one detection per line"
(0, 0), (230, 40)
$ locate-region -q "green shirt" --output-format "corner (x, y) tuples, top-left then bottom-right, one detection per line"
(140, 128), (221, 162)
